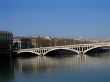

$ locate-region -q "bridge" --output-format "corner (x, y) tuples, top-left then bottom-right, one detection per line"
(14, 42), (110, 56)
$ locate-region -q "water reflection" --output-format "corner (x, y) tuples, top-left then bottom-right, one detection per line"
(1, 52), (110, 82)
(14, 53), (110, 74)
(0, 58), (14, 82)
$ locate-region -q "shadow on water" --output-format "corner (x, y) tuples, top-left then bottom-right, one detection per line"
(14, 52), (39, 58)
(85, 47), (110, 57)
(0, 54), (14, 82)
(45, 49), (78, 57)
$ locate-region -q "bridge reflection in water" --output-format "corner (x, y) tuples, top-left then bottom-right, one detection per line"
(14, 53), (110, 74)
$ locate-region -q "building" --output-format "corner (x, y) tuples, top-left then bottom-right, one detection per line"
(29, 36), (37, 48)
(0, 31), (13, 51)
(13, 36), (30, 49)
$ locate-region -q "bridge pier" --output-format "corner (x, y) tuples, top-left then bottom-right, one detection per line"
(40, 53), (43, 56)
(79, 52), (83, 55)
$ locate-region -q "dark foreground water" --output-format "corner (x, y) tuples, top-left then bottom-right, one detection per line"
(0, 53), (110, 82)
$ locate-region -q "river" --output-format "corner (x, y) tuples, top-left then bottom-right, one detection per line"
(0, 52), (110, 82)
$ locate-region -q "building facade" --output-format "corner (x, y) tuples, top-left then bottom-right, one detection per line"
(0, 31), (13, 51)
(13, 36), (30, 49)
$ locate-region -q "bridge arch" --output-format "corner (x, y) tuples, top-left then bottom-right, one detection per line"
(83, 45), (109, 54)
(17, 51), (40, 56)
(43, 48), (79, 56)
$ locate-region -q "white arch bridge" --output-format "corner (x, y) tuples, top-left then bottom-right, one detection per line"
(14, 43), (110, 56)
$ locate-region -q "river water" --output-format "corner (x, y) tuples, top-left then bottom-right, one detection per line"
(0, 52), (110, 82)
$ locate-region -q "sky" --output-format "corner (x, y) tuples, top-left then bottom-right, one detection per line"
(0, 0), (110, 39)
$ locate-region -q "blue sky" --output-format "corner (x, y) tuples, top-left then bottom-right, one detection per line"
(0, 0), (110, 39)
